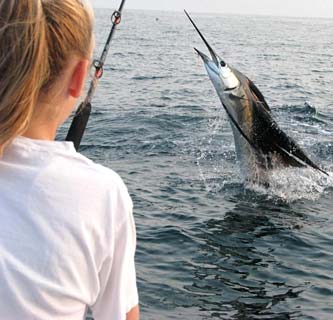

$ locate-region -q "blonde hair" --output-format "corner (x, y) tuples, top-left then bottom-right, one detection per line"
(0, 0), (93, 154)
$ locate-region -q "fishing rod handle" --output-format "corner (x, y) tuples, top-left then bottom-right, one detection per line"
(65, 102), (92, 150)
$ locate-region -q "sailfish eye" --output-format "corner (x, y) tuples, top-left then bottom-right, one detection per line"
(220, 60), (226, 67)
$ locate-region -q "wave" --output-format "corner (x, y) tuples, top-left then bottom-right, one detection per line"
(277, 102), (317, 115)
(131, 75), (170, 81)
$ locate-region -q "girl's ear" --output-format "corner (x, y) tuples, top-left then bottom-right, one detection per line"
(68, 59), (90, 98)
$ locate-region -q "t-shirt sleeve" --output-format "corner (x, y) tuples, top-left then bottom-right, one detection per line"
(91, 180), (139, 320)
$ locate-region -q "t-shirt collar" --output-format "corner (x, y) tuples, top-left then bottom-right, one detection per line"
(10, 136), (76, 153)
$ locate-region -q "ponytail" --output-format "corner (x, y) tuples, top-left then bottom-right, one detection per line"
(0, 0), (48, 154)
(0, 0), (93, 155)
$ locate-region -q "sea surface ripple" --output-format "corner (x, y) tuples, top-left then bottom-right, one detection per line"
(58, 9), (333, 320)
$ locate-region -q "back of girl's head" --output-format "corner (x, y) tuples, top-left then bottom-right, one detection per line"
(0, 0), (93, 154)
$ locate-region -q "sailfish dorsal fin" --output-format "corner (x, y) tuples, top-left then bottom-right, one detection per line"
(247, 78), (271, 112)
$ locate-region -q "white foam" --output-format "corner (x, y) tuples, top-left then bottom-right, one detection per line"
(245, 167), (333, 202)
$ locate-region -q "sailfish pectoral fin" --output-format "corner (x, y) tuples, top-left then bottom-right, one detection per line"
(220, 102), (256, 149)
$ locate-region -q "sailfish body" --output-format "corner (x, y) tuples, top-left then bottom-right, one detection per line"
(185, 11), (328, 183)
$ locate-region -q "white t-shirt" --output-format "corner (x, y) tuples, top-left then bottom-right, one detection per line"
(0, 136), (138, 320)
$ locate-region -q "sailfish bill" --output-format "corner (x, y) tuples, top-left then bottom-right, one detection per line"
(185, 10), (328, 181)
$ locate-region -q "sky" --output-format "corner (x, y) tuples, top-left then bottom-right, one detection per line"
(91, 0), (333, 19)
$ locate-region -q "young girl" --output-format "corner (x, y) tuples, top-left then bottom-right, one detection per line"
(0, 1), (139, 319)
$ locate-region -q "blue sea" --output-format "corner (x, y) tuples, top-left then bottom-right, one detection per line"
(59, 9), (333, 320)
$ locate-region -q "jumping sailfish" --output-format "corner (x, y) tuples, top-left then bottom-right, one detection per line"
(185, 10), (328, 183)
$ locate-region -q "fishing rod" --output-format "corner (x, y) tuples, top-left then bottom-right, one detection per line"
(66, 0), (126, 151)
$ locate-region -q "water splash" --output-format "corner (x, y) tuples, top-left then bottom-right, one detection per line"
(246, 167), (333, 202)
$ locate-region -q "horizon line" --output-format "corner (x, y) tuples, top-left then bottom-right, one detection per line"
(92, 6), (333, 20)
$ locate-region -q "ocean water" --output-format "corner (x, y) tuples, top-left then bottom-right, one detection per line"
(59, 9), (333, 320)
